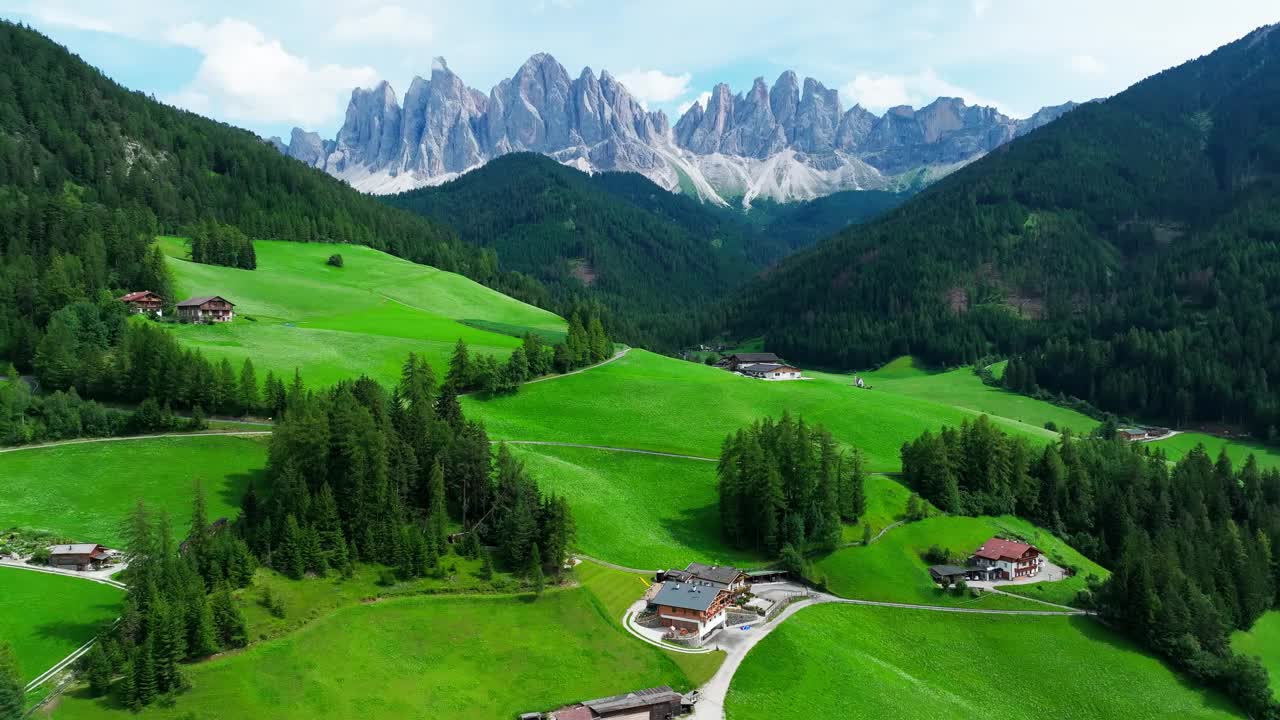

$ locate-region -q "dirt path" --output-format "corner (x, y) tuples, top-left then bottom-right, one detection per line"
(494, 440), (716, 462)
(0, 431), (272, 454)
(522, 347), (631, 385)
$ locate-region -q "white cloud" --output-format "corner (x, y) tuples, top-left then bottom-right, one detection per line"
(166, 19), (378, 128)
(1068, 54), (1106, 75)
(842, 68), (1019, 116)
(971, 0), (992, 18)
(616, 69), (693, 109)
(676, 90), (712, 116)
(331, 5), (435, 46)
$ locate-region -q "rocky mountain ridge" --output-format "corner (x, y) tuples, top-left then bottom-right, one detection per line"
(273, 54), (1076, 205)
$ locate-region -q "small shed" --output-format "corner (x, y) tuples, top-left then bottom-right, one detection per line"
(928, 564), (970, 585)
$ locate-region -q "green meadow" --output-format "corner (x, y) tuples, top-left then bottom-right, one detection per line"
(815, 514), (1108, 608)
(465, 350), (1067, 472)
(0, 435), (266, 546)
(0, 568), (123, 684)
(725, 603), (1241, 720)
(52, 574), (708, 720)
(157, 238), (564, 387)
(508, 444), (762, 570)
(1232, 611), (1280, 693)
(1149, 431), (1280, 471)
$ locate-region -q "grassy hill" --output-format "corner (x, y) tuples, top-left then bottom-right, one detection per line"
(0, 568), (123, 684)
(160, 238), (564, 388)
(1233, 612), (1280, 693)
(725, 604), (1241, 720)
(0, 435), (266, 546)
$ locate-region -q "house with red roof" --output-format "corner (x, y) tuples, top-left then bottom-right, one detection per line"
(118, 290), (164, 316)
(970, 537), (1044, 580)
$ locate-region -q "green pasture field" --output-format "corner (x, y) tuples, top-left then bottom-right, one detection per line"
(51, 586), (700, 720)
(464, 350), (1065, 472)
(815, 514), (1108, 608)
(1148, 431), (1280, 471)
(0, 567), (123, 683)
(840, 474), (917, 545)
(725, 603), (1241, 719)
(1232, 611), (1280, 692)
(507, 444), (762, 570)
(0, 435), (266, 546)
(156, 238), (564, 387)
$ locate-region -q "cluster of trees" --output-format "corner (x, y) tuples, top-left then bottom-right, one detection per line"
(78, 491), (252, 710)
(716, 414), (866, 555)
(445, 310), (612, 396)
(727, 27), (1280, 440)
(238, 353), (574, 584)
(186, 221), (256, 270)
(0, 642), (20, 720)
(900, 418), (1280, 718)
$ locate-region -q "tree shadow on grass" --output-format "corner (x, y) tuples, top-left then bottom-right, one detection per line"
(663, 503), (764, 568)
(31, 618), (114, 645)
(213, 469), (267, 517)
(1067, 616), (1242, 715)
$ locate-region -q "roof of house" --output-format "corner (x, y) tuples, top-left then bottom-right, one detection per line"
(684, 562), (744, 586)
(729, 352), (780, 363)
(929, 564), (970, 577)
(49, 544), (103, 556)
(583, 686), (683, 714)
(652, 582), (724, 613)
(176, 295), (234, 308)
(551, 706), (594, 720)
(118, 291), (160, 302)
(973, 537), (1037, 562)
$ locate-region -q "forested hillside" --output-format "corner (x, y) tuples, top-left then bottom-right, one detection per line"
(0, 22), (548, 376)
(383, 153), (758, 349)
(728, 23), (1280, 439)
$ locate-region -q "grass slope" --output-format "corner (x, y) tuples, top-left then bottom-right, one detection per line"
(159, 238), (564, 387)
(725, 604), (1240, 719)
(465, 350), (1064, 472)
(1232, 611), (1280, 693)
(1149, 432), (1280, 471)
(507, 444), (762, 570)
(816, 514), (1108, 608)
(53, 587), (696, 720)
(0, 436), (266, 546)
(0, 568), (123, 683)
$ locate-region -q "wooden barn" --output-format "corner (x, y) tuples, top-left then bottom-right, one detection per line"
(118, 290), (164, 316)
(176, 295), (235, 323)
(549, 686), (687, 720)
(48, 543), (110, 571)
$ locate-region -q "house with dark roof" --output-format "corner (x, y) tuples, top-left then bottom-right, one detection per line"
(549, 686), (688, 720)
(928, 565), (970, 585)
(118, 290), (164, 316)
(176, 295), (235, 323)
(971, 537), (1044, 580)
(738, 362), (802, 381)
(724, 352), (780, 371)
(48, 543), (111, 571)
(651, 581), (732, 639)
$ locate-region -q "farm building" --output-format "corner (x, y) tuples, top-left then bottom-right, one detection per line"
(658, 563), (749, 594)
(176, 295), (235, 323)
(48, 543), (111, 571)
(970, 537), (1044, 580)
(1118, 428), (1149, 441)
(117, 290), (164, 316)
(928, 565), (970, 585)
(722, 352), (780, 371)
(739, 363), (802, 381)
(548, 686), (688, 720)
(651, 581), (732, 639)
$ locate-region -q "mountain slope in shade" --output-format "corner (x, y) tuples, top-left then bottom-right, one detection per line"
(274, 54), (1076, 206)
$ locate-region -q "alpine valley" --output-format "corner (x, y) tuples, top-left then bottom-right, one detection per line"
(272, 53), (1077, 205)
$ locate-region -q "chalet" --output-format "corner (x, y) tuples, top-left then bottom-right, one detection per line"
(658, 563), (749, 594)
(118, 290), (164, 316)
(651, 581), (732, 639)
(1118, 428), (1149, 441)
(48, 544), (110, 571)
(739, 363), (802, 381)
(549, 686), (687, 720)
(723, 352), (780, 372)
(970, 537), (1044, 580)
(176, 296), (235, 323)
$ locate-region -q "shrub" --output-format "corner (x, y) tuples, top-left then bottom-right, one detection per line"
(326, 254), (344, 268)
(29, 546), (50, 565)
(377, 568), (397, 587)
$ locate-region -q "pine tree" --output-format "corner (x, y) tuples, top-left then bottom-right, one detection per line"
(0, 642), (22, 720)
(447, 339), (471, 389)
(82, 642), (113, 698)
(530, 543), (545, 595)
(210, 585), (247, 648)
(277, 514), (305, 579)
(237, 358), (259, 414)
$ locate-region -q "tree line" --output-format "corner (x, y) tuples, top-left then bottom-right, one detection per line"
(717, 414), (866, 556)
(238, 353), (574, 586)
(900, 417), (1280, 718)
(442, 310), (612, 397)
(186, 221), (255, 270)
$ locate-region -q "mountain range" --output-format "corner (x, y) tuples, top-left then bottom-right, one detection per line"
(271, 54), (1077, 205)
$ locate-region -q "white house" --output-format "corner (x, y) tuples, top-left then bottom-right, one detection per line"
(739, 363), (802, 381)
(970, 537), (1045, 580)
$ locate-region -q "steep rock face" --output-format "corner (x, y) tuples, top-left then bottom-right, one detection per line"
(278, 53), (1077, 204)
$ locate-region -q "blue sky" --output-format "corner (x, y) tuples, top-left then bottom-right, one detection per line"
(3, 0), (1276, 140)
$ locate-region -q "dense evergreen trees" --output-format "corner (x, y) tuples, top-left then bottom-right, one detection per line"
(727, 25), (1280, 439)
(187, 221), (256, 270)
(900, 418), (1280, 718)
(716, 414), (865, 555)
(444, 311), (611, 396)
(240, 353), (574, 581)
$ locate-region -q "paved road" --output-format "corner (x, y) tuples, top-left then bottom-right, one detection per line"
(494, 440), (717, 462)
(0, 558), (128, 589)
(0, 430), (272, 454)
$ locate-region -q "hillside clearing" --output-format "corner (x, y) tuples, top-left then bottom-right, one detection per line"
(725, 603), (1241, 719)
(0, 567), (123, 684)
(0, 435), (266, 546)
(1232, 611), (1280, 693)
(1148, 431), (1280, 471)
